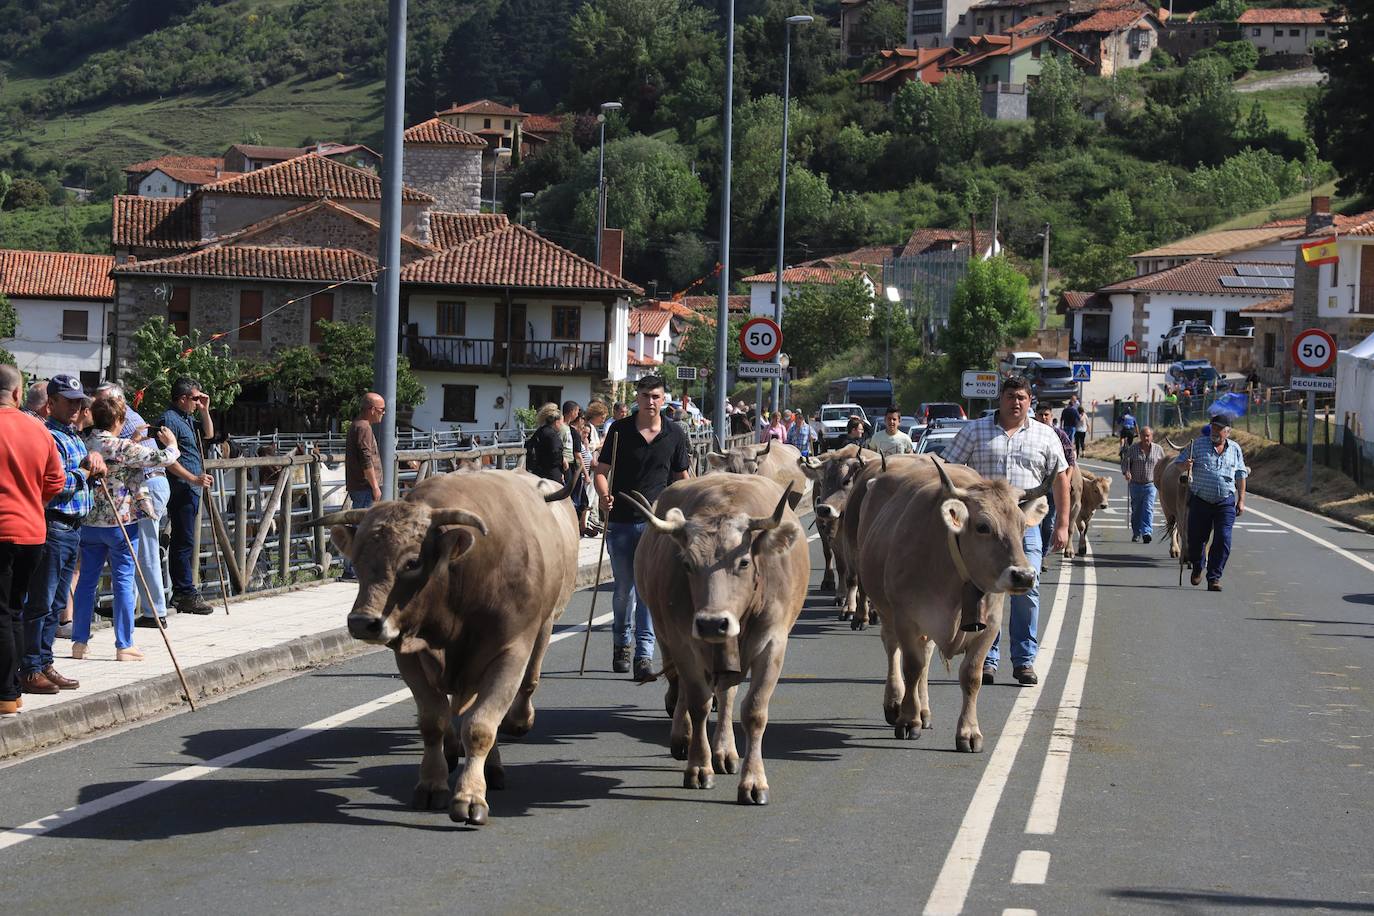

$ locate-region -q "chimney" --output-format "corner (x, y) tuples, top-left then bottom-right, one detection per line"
(600, 228), (624, 277)
(1306, 195), (1334, 236)
(1292, 197), (1331, 328)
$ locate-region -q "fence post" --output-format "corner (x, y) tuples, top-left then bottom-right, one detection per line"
(309, 456), (326, 576)
(234, 466), (248, 580)
(278, 472), (294, 584)
(1279, 395), (1285, 445)
(1323, 406), (1331, 467)
(1245, 384), (1252, 433)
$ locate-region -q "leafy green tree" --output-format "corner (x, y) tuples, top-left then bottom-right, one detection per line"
(1205, 40), (1259, 75)
(1029, 55), (1086, 148)
(273, 319), (425, 424)
(941, 257), (1035, 373)
(1176, 55), (1242, 164)
(891, 73), (985, 166)
(0, 292), (17, 366)
(1311, 3), (1374, 197)
(673, 312), (743, 402)
(855, 0), (906, 54)
(1195, 0), (1248, 22)
(123, 317), (242, 418)
(781, 277), (873, 375)
(2, 177), (48, 210)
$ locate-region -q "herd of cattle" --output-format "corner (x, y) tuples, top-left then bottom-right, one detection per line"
(314, 435), (1184, 827)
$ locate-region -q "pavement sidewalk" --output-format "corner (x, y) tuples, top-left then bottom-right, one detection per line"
(1, 533), (612, 760)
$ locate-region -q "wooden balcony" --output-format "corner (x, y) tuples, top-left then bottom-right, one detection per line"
(401, 335), (608, 375)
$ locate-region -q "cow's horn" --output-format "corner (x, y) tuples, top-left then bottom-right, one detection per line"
(748, 482), (793, 532)
(799, 454), (823, 470)
(841, 458), (865, 486)
(428, 508), (490, 536)
(758, 438), (773, 458)
(880, 451), (888, 472)
(623, 490), (687, 535)
(931, 455), (968, 498)
(1018, 474), (1055, 507)
(1165, 436), (1185, 450)
(310, 509), (368, 527)
(542, 481), (574, 502)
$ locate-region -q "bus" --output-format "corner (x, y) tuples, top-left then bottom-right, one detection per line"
(826, 376), (894, 423)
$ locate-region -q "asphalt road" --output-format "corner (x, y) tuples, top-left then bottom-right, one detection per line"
(3, 475), (1372, 915)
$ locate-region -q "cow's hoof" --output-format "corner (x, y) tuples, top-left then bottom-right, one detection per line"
(883, 702), (900, 726)
(921, 710), (934, 730)
(498, 718), (532, 739)
(712, 750), (740, 774)
(1076, 546), (1087, 557)
(411, 784), (451, 811)
(955, 734), (984, 753)
(485, 763), (506, 791)
(664, 682), (678, 718)
(737, 783), (769, 806)
(895, 722), (919, 740)
(684, 767), (714, 790)
(670, 737), (690, 761)
(820, 575), (835, 591)
(851, 616), (867, 631)
(837, 609), (851, 621)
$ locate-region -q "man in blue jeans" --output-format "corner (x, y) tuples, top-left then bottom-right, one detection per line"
(160, 377), (216, 615)
(341, 393), (385, 580)
(21, 374), (105, 695)
(1035, 403), (1076, 567)
(594, 375), (691, 681)
(1177, 413), (1248, 592)
(1120, 425), (1164, 544)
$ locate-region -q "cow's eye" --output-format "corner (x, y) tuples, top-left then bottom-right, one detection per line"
(401, 556), (422, 573)
(975, 522), (993, 535)
(681, 561), (696, 574)
(738, 557), (751, 570)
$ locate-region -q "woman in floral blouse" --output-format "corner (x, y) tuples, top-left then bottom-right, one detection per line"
(71, 396), (179, 661)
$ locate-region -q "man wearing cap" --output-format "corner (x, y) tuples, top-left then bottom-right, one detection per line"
(20, 374), (106, 695)
(1176, 413), (1248, 592)
(160, 377), (216, 615)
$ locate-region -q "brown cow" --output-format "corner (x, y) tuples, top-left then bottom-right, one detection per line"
(706, 439), (808, 508)
(1155, 444), (1191, 560)
(836, 452), (922, 629)
(1061, 466), (1111, 559)
(798, 444), (876, 592)
(858, 457), (1050, 751)
(322, 470), (577, 826)
(628, 475), (808, 805)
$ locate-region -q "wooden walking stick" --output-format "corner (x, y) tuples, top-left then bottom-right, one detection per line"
(579, 431), (619, 676)
(99, 478), (197, 710)
(196, 429), (232, 617)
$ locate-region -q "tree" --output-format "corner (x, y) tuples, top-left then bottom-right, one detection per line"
(1029, 55), (1086, 148)
(855, 0), (906, 55)
(891, 73), (985, 166)
(123, 317), (243, 418)
(1311, 3), (1374, 197)
(272, 319), (425, 424)
(672, 312), (744, 403)
(941, 257), (1035, 373)
(781, 277), (873, 375)
(0, 292), (17, 366)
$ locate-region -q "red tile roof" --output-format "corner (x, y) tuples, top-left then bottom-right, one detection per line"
(1066, 7), (1155, 32)
(858, 47), (957, 86)
(629, 308), (672, 336)
(1099, 259), (1291, 294)
(945, 34), (1095, 70)
(437, 99), (527, 118)
(1258, 208), (1374, 235)
(428, 213), (510, 250)
(0, 250), (114, 300)
(637, 298), (701, 320)
(522, 113), (567, 135)
(111, 246), (380, 283)
(228, 144), (308, 161)
(123, 155), (224, 176)
(146, 165), (243, 186)
(202, 154), (433, 203)
(1240, 295), (1293, 314)
(681, 294), (749, 313)
(1005, 15), (1058, 34)
(901, 227), (998, 257)
(818, 245), (903, 268)
(404, 118), (486, 147)
(1237, 8), (1332, 25)
(400, 224), (641, 293)
(1058, 290), (1112, 311)
(627, 352), (662, 367)
(112, 196), (200, 251)
(740, 265), (869, 285)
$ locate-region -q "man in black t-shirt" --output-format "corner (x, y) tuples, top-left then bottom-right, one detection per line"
(594, 375), (691, 680)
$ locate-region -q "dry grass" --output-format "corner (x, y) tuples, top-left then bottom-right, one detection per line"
(1083, 427), (1374, 533)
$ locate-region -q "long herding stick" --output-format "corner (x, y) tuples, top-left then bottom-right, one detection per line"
(99, 478), (197, 710)
(579, 431), (619, 676)
(196, 429), (232, 616)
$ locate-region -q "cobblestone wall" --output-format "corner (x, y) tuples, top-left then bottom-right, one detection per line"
(403, 146), (482, 215)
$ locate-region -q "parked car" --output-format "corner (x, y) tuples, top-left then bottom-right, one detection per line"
(1025, 359), (1077, 405)
(915, 426), (961, 456)
(999, 351), (1044, 377)
(1166, 359), (1228, 393)
(819, 403), (869, 449)
(1158, 321), (1215, 360)
(909, 401), (966, 441)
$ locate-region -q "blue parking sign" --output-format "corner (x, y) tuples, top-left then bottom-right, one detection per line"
(1072, 363), (1091, 383)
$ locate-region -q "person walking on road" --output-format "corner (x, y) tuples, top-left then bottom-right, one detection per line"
(21, 374), (106, 695)
(1035, 402), (1076, 564)
(840, 416), (869, 450)
(869, 406), (915, 455)
(341, 393), (385, 580)
(594, 375), (690, 682)
(1117, 406), (1137, 449)
(1061, 398), (1083, 453)
(1121, 426), (1164, 544)
(943, 377), (1070, 686)
(159, 377), (215, 615)
(1176, 413), (1248, 592)
(787, 409), (816, 457)
(0, 365), (65, 715)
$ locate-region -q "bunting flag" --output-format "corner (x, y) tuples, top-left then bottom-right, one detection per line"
(1301, 235), (1339, 267)
(670, 262), (723, 301)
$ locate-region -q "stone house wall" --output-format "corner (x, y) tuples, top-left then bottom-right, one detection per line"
(403, 146), (482, 215)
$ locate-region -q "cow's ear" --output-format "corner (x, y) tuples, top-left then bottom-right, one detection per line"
(941, 498), (969, 533)
(755, 520), (801, 555)
(447, 527), (481, 564)
(1021, 496), (1049, 527)
(330, 525), (354, 558)
(706, 453), (728, 469)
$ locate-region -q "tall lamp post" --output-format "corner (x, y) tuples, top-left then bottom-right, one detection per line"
(884, 285), (901, 378)
(714, 0), (737, 449)
(374, 0), (407, 499)
(519, 190), (534, 226)
(1037, 222), (1051, 330)
(772, 13), (813, 414)
(595, 100), (622, 267)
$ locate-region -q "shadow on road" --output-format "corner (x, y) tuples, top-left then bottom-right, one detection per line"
(1107, 887), (1374, 912)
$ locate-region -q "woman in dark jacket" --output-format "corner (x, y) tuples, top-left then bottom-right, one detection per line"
(530, 402), (566, 482)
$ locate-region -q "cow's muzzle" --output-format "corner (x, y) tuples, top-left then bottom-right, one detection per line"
(1005, 566), (1037, 594)
(348, 612), (385, 643)
(694, 613), (739, 642)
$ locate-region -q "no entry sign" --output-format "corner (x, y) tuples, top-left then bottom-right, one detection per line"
(739, 317), (782, 362)
(1291, 327), (1336, 374)
(1123, 339), (1140, 357)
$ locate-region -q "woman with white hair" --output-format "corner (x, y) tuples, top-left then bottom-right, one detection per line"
(528, 402), (566, 482)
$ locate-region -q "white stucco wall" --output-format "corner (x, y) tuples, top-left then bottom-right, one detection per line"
(4, 297), (112, 379)
(138, 170), (192, 198)
(1243, 22), (1332, 54)
(410, 371), (593, 432)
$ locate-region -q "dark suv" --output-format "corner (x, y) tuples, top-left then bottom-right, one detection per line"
(1026, 359), (1077, 405)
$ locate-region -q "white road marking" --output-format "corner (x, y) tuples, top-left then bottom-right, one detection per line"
(1011, 850), (1051, 885)
(1245, 507), (1374, 575)
(1003, 909), (1038, 916)
(1025, 544), (1098, 836)
(923, 559), (1077, 915)
(0, 611), (617, 852)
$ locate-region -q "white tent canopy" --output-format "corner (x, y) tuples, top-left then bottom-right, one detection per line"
(1335, 330), (1374, 457)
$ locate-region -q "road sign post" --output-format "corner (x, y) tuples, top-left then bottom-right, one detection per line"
(1290, 328), (1337, 494)
(1123, 339), (1140, 358)
(961, 370), (999, 399)
(738, 362), (784, 379)
(739, 317), (782, 423)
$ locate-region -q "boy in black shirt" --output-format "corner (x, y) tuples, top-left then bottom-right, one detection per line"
(594, 375), (691, 680)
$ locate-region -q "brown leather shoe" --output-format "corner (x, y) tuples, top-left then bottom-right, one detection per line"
(43, 666), (79, 690)
(1207, 580), (1222, 592)
(20, 671), (60, 695)
(1013, 665), (1039, 686)
(1190, 568), (1203, 586)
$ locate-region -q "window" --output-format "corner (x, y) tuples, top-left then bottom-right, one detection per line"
(1274, 28), (1282, 36)
(436, 300), (466, 336)
(168, 285), (191, 335)
(504, 119), (512, 130)
(1289, 28), (1299, 36)
(309, 292), (334, 343)
(1263, 332), (1277, 368)
(1316, 29), (1326, 36)
(1032, 41), (1042, 58)
(1252, 27), (1261, 35)
(483, 118), (491, 129)
(976, 17), (984, 26)
(61, 309), (88, 341)
(441, 384), (477, 422)
(238, 290), (263, 342)
(552, 305), (581, 340)
(529, 385), (562, 408)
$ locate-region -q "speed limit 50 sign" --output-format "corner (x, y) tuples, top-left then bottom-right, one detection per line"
(739, 316), (783, 362)
(1291, 327), (1336, 373)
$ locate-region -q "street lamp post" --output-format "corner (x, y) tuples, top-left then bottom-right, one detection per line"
(884, 285), (901, 378)
(519, 190), (534, 226)
(1038, 222), (1051, 330)
(714, 0), (736, 450)
(595, 101), (622, 267)
(772, 13), (813, 414)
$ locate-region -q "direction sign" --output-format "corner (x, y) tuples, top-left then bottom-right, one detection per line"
(1290, 375), (1336, 393)
(738, 362), (783, 379)
(1072, 362), (1092, 383)
(1291, 327), (1336, 373)
(675, 366), (698, 381)
(1123, 340), (1140, 357)
(739, 317), (782, 362)
(961, 370), (999, 399)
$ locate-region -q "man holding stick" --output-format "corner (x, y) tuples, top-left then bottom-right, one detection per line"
(159, 377), (215, 615)
(594, 375), (690, 681)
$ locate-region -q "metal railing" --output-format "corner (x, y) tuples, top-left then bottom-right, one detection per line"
(400, 335), (608, 374)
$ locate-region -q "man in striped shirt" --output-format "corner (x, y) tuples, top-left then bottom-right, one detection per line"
(1175, 413), (1248, 591)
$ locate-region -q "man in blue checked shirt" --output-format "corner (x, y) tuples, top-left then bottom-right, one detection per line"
(20, 375), (106, 695)
(1175, 412), (1248, 592)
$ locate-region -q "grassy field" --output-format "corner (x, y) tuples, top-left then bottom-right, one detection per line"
(1246, 85), (1320, 141)
(1207, 179), (1352, 231)
(0, 202), (112, 254)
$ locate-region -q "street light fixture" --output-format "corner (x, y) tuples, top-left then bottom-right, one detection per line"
(519, 190), (534, 226)
(595, 100), (623, 267)
(771, 12), (813, 414)
(884, 285), (901, 377)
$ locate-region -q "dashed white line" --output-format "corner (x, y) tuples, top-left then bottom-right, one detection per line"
(1003, 909), (1038, 916)
(1244, 507), (1374, 575)
(1011, 850), (1051, 885)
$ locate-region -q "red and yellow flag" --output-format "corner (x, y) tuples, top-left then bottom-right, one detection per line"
(1301, 235), (1339, 267)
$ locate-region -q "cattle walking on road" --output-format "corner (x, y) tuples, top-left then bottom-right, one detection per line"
(1064, 466), (1112, 559)
(1155, 441), (1191, 560)
(627, 475), (809, 805)
(321, 470), (578, 826)
(798, 444), (876, 594)
(706, 439), (808, 509)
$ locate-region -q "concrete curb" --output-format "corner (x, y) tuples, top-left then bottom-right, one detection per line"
(0, 556), (614, 761)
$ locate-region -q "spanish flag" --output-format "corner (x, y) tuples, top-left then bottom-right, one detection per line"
(1301, 235), (1339, 267)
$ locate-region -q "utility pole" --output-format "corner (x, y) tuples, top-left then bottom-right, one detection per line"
(715, 0), (737, 449)
(1038, 222), (1050, 331)
(772, 14), (812, 415)
(373, 0), (406, 500)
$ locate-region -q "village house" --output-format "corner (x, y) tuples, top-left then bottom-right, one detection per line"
(1237, 7), (1341, 58)
(740, 262), (877, 325)
(858, 46), (959, 100)
(1062, 4), (1163, 76)
(0, 249), (114, 386)
(436, 99), (529, 163)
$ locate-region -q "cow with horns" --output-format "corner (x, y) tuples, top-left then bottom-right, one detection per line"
(797, 444), (876, 594)
(705, 438), (808, 509)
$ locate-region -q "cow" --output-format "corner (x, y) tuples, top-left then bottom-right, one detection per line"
(797, 444), (876, 592)
(626, 475), (808, 805)
(1155, 441), (1191, 560)
(836, 452), (922, 630)
(319, 470), (578, 826)
(1062, 466), (1111, 559)
(706, 438), (808, 508)
(857, 457), (1050, 752)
